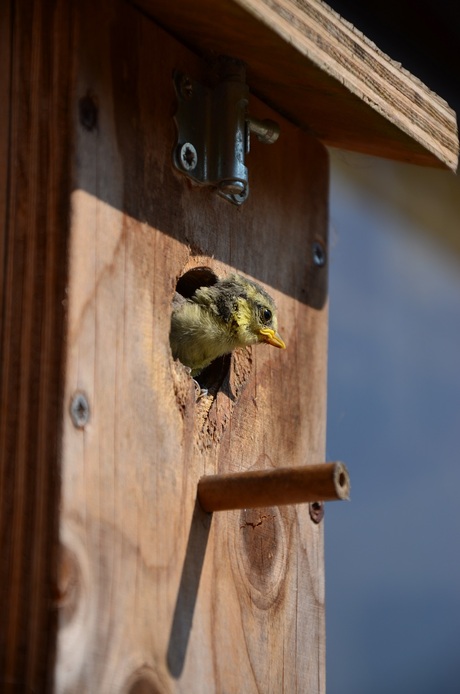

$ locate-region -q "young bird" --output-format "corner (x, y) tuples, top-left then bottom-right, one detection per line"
(170, 273), (286, 376)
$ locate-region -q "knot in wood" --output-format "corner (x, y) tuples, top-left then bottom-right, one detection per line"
(236, 506), (288, 610)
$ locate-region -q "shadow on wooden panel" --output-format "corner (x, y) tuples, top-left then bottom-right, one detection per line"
(166, 498), (213, 678)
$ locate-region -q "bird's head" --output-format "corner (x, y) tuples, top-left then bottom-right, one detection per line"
(219, 275), (286, 350)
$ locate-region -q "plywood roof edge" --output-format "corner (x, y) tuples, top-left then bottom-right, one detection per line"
(236, 0), (458, 171)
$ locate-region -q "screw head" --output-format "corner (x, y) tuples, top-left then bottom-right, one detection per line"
(78, 94), (98, 132)
(70, 392), (90, 429)
(309, 501), (324, 524)
(312, 240), (327, 267)
(179, 143), (198, 171)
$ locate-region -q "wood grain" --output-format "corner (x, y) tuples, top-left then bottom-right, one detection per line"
(0, 0), (73, 690)
(135, 0), (458, 171)
(55, 0), (329, 691)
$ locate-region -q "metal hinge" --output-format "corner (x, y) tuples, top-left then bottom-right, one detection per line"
(173, 58), (280, 205)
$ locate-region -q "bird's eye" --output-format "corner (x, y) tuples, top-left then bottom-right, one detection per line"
(261, 307), (272, 324)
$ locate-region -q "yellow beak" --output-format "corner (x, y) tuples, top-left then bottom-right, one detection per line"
(258, 327), (286, 349)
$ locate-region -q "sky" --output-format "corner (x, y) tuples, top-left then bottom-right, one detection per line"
(325, 150), (460, 694)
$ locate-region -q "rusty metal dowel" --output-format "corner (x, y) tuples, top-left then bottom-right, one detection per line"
(197, 462), (350, 513)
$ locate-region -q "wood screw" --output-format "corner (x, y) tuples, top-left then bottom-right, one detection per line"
(309, 501), (324, 523)
(79, 93), (98, 131)
(312, 240), (327, 267)
(179, 143), (198, 170)
(70, 392), (90, 429)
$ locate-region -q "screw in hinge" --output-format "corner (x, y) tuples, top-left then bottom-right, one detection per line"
(179, 143), (198, 171)
(70, 392), (90, 429)
(309, 501), (324, 524)
(312, 240), (327, 267)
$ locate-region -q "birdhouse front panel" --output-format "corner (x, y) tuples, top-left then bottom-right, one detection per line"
(56, 0), (329, 691)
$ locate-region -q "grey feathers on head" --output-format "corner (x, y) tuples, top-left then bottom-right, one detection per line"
(170, 270), (286, 377)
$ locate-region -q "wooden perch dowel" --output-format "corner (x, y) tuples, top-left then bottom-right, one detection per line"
(197, 462), (350, 512)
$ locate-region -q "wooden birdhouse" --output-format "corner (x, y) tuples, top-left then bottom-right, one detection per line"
(0, 0), (457, 692)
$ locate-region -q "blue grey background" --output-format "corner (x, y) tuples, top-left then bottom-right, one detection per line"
(325, 151), (460, 694)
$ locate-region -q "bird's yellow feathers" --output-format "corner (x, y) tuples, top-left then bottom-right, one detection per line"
(170, 272), (285, 376)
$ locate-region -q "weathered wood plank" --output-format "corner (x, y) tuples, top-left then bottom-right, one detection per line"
(55, 0), (329, 691)
(136, 0), (458, 171)
(0, 0), (73, 690)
